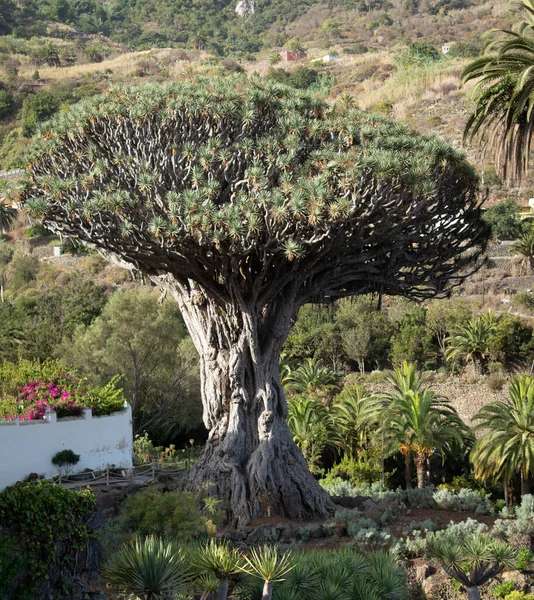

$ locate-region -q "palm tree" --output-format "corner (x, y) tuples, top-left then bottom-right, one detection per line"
(461, 0), (534, 182)
(241, 545), (293, 600)
(287, 395), (339, 473)
(472, 374), (534, 495)
(282, 358), (338, 395)
(331, 385), (381, 459)
(379, 362), (428, 488)
(444, 314), (496, 374)
(428, 534), (516, 600)
(103, 536), (190, 600)
(385, 388), (468, 488)
(192, 539), (243, 600)
(0, 201), (16, 234)
(511, 229), (534, 274)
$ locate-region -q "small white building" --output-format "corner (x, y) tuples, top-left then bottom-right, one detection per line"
(0, 404), (133, 490)
(321, 55), (341, 63)
(442, 43), (451, 55)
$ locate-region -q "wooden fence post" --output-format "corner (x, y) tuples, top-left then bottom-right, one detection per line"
(106, 464), (110, 487)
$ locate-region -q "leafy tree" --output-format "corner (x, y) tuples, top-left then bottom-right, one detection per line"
(428, 534), (516, 600)
(487, 314), (533, 366)
(283, 304), (341, 368)
(62, 290), (201, 439)
(483, 199), (525, 241)
(30, 41), (60, 67)
(21, 77), (486, 525)
(21, 92), (62, 137)
(342, 326), (371, 374)
(389, 305), (436, 368)
(472, 375), (534, 495)
(426, 299), (472, 353)
(6, 252), (39, 292)
(9, 274), (107, 361)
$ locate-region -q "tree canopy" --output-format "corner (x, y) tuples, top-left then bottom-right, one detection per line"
(22, 76), (486, 312)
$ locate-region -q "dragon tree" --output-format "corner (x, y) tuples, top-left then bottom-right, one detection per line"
(21, 77), (487, 527)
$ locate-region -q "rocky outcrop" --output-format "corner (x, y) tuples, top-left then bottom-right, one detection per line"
(235, 0), (255, 18)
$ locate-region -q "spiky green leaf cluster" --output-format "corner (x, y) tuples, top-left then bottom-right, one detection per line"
(21, 75), (485, 302)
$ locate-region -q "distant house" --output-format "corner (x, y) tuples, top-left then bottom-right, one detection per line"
(280, 50), (308, 62)
(442, 43), (451, 55)
(321, 55), (341, 63)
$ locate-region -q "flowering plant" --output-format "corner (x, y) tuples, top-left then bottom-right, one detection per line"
(0, 360), (126, 422)
(15, 377), (82, 421)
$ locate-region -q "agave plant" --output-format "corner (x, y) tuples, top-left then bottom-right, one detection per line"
(103, 535), (190, 600)
(241, 545), (293, 600)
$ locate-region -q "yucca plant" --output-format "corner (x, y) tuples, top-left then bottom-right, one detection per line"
(103, 535), (190, 600)
(240, 545), (293, 600)
(428, 534), (517, 600)
(193, 539), (244, 600)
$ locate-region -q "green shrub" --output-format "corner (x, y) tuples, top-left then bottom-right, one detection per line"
(51, 449), (80, 470)
(516, 548), (533, 571)
(511, 292), (534, 313)
(7, 252), (39, 290)
(0, 482), (96, 599)
(101, 489), (219, 557)
(81, 374), (126, 416)
(0, 89), (14, 119)
(343, 43), (368, 54)
(433, 488), (492, 514)
(25, 223), (53, 237)
(504, 592), (534, 600)
(325, 451), (383, 486)
(21, 90), (67, 137)
(493, 580), (516, 598)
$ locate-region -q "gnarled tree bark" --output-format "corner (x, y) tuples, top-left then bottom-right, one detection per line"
(166, 280), (334, 528)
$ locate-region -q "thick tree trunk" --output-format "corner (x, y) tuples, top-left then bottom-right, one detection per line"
(504, 480), (510, 508)
(415, 453), (425, 489)
(405, 451), (413, 489)
(168, 282), (335, 528)
(466, 586), (481, 600)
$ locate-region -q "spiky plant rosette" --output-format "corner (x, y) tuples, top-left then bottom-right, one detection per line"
(21, 75), (485, 300)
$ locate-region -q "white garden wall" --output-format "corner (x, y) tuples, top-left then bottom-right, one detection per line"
(0, 405), (133, 490)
